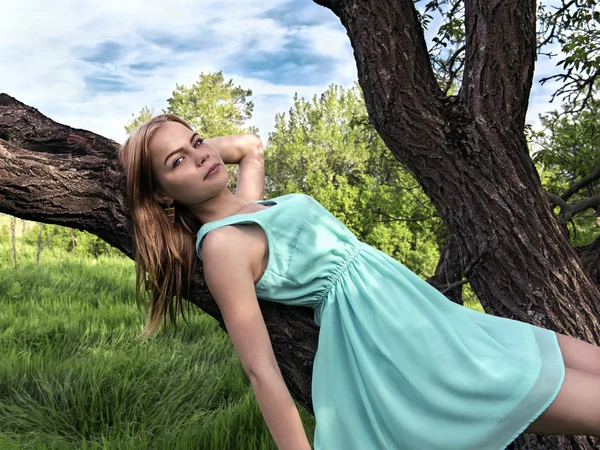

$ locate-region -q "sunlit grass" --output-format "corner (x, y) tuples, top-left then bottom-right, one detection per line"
(0, 245), (315, 449)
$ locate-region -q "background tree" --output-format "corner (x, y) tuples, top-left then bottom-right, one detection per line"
(537, 0), (600, 111)
(530, 96), (600, 246)
(125, 71), (255, 138)
(166, 71), (256, 137)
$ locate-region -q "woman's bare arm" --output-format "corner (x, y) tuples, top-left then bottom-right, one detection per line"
(204, 134), (265, 202)
(202, 226), (311, 450)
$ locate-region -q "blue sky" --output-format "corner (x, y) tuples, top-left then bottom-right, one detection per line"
(1, 0), (563, 145)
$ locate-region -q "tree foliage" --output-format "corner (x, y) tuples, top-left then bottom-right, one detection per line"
(537, 0), (600, 110)
(530, 96), (600, 246)
(125, 71), (256, 137)
(532, 103), (600, 195)
(165, 71), (257, 136)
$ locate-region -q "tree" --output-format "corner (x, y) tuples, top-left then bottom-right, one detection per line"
(166, 71), (256, 137)
(2, 0), (600, 448)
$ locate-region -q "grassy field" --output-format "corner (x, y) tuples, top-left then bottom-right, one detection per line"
(0, 243), (315, 449)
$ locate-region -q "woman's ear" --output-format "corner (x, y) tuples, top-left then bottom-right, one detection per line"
(154, 191), (173, 206)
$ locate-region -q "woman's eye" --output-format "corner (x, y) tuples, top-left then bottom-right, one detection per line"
(193, 137), (204, 148)
(173, 157), (183, 168)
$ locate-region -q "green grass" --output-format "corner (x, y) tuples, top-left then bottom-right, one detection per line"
(0, 244), (316, 449)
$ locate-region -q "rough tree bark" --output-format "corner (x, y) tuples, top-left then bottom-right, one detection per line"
(312, 0), (600, 448)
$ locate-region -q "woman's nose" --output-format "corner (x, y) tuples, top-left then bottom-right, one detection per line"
(195, 154), (209, 166)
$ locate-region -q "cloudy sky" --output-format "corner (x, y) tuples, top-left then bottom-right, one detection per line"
(1, 0), (564, 145)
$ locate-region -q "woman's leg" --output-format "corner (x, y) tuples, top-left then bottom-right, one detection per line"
(556, 332), (600, 376)
(523, 332), (600, 436)
(524, 367), (600, 436)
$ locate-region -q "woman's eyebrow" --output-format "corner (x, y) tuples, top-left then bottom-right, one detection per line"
(164, 133), (199, 166)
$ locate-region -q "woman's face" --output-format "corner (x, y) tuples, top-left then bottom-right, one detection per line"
(149, 121), (227, 206)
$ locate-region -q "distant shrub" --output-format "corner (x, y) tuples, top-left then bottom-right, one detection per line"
(20, 222), (123, 258)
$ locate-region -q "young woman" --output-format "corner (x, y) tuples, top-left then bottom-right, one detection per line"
(119, 113), (600, 450)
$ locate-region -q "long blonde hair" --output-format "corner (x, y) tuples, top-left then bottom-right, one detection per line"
(119, 114), (201, 340)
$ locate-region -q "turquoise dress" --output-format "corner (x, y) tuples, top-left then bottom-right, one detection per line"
(195, 193), (565, 450)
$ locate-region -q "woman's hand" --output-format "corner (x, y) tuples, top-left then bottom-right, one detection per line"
(204, 134), (265, 201)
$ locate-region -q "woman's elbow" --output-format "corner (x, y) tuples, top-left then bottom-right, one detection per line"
(247, 133), (264, 155)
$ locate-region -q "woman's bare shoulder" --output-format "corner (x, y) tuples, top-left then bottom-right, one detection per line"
(201, 224), (265, 265)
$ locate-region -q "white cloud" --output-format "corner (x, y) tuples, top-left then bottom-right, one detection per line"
(1, 0), (350, 143)
(0, 0), (566, 146)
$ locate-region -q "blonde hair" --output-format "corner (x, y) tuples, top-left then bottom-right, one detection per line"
(119, 114), (200, 339)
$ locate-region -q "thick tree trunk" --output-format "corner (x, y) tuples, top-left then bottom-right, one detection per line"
(314, 0), (600, 448)
(0, 93), (319, 415)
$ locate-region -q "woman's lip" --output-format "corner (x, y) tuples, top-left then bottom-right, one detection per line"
(205, 164), (219, 179)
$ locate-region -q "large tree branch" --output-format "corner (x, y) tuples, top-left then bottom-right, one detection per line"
(548, 192), (600, 222)
(567, 194), (600, 220)
(315, 0), (445, 158)
(0, 124), (131, 255)
(561, 166), (600, 202)
(0, 93), (319, 415)
(461, 0), (537, 130)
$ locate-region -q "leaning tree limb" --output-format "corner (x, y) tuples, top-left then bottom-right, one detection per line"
(0, 93), (319, 415)
(548, 192), (600, 223)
